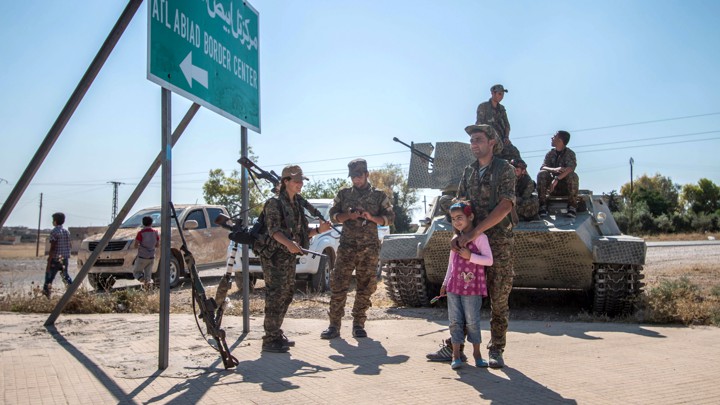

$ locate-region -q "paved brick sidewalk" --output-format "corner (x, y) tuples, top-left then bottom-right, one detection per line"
(1, 313), (719, 404)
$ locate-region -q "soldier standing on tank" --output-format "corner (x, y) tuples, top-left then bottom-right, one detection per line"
(537, 130), (579, 218)
(511, 159), (540, 221)
(260, 165), (332, 353)
(427, 124), (516, 368)
(475, 84), (521, 162)
(320, 159), (395, 340)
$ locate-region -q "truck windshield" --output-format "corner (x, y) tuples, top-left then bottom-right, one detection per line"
(120, 208), (184, 228)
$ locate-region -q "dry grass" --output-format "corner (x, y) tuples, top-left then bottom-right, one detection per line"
(0, 242), (45, 259)
(642, 232), (718, 242)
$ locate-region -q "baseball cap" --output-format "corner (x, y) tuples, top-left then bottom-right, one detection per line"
(348, 158), (368, 177)
(464, 124), (504, 155)
(281, 165), (308, 181)
(491, 84), (508, 93)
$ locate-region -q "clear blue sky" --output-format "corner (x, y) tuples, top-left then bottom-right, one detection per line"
(1, 0), (719, 228)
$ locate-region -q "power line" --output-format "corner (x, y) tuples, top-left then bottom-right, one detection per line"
(523, 135), (720, 159)
(514, 111), (720, 140)
(521, 129), (720, 155)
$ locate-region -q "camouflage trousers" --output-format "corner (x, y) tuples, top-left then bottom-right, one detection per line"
(328, 244), (380, 328)
(516, 196), (539, 220)
(496, 142), (522, 162)
(260, 249), (296, 343)
(537, 170), (579, 208)
(485, 236), (514, 352)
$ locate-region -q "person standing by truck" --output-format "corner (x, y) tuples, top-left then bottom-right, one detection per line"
(261, 165), (332, 353)
(320, 158), (395, 340)
(133, 216), (159, 290)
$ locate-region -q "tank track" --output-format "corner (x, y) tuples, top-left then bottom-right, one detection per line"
(382, 259), (431, 307)
(592, 263), (645, 316)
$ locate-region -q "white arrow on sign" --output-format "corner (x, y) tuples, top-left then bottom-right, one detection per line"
(179, 52), (208, 89)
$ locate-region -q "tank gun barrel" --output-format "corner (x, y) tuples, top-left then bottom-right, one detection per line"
(393, 137), (434, 164)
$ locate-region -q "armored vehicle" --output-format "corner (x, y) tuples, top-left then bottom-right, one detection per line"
(380, 140), (646, 315)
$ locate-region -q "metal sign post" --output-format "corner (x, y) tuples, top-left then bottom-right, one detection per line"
(159, 88), (172, 370)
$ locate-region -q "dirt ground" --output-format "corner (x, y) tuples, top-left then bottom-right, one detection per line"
(1, 242), (719, 322)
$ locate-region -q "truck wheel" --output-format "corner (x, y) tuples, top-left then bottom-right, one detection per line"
(168, 256), (182, 288)
(234, 271), (257, 292)
(153, 255), (183, 288)
(310, 249), (333, 293)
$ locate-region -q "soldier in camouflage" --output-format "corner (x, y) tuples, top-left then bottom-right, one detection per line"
(537, 130), (579, 218)
(260, 165), (332, 353)
(475, 84), (522, 162)
(510, 159), (540, 221)
(455, 124), (515, 368)
(320, 159), (395, 340)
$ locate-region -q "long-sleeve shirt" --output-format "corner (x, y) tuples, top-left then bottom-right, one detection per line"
(443, 232), (493, 296)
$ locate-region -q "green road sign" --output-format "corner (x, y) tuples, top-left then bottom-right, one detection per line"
(148, 0), (260, 132)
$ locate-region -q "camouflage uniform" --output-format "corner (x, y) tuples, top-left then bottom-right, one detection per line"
(516, 173), (539, 220)
(537, 147), (579, 209)
(260, 191), (309, 345)
(328, 174), (394, 329)
(457, 157), (516, 352)
(476, 99), (521, 162)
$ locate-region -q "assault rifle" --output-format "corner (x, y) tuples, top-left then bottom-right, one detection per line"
(170, 203), (238, 369)
(237, 157), (342, 234)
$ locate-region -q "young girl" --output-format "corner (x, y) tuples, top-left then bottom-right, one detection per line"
(441, 201), (493, 369)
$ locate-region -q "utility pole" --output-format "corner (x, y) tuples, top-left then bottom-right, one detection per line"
(36, 193), (43, 257)
(629, 157), (634, 234)
(108, 181), (124, 223)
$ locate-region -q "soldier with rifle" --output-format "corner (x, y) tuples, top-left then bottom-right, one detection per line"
(260, 164), (332, 353)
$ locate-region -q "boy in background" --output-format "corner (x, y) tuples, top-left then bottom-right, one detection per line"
(44, 212), (72, 298)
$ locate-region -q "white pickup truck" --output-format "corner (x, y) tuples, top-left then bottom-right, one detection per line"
(77, 204), (230, 290)
(227, 198), (390, 292)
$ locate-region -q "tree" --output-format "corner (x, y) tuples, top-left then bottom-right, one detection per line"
(203, 169), (270, 219)
(302, 178), (349, 199)
(620, 173), (679, 217)
(603, 190), (623, 212)
(681, 178), (720, 215)
(369, 164), (418, 233)
(203, 150), (270, 219)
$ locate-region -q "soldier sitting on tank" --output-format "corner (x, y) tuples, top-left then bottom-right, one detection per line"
(537, 130), (579, 218)
(510, 159), (540, 221)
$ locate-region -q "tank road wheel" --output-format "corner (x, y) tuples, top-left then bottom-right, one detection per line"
(382, 259), (432, 307)
(592, 263), (645, 316)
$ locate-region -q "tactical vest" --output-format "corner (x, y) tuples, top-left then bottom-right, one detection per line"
(251, 194), (321, 258)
